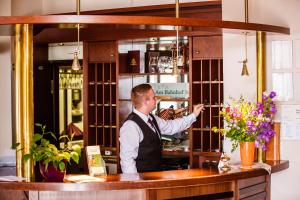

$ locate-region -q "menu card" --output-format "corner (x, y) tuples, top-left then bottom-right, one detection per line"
(86, 146), (106, 176)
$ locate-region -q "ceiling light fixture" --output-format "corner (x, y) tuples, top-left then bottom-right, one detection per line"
(71, 0), (81, 71)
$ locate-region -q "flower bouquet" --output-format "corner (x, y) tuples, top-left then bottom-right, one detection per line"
(213, 91), (277, 166)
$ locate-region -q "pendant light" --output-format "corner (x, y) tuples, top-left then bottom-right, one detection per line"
(240, 0), (250, 76)
(72, 0), (81, 71)
(172, 0), (180, 76)
(241, 32), (250, 76)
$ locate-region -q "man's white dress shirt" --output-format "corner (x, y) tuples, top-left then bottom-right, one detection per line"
(119, 109), (196, 173)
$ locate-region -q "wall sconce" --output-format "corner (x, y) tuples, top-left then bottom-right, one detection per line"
(72, 0), (81, 71)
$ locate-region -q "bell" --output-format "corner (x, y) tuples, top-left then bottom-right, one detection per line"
(241, 60), (249, 76)
(72, 52), (81, 71)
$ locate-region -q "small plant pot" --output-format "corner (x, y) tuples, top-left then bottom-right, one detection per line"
(39, 161), (66, 182)
(240, 142), (255, 168)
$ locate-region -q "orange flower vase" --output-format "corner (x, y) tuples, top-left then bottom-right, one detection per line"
(240, 142), (255, 168)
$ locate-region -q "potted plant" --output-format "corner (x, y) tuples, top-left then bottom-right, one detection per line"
(213, 91), (277, 167)
(13, 123), (81, 182)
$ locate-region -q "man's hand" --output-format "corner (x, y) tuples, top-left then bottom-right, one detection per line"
(193, 104), (204, 117)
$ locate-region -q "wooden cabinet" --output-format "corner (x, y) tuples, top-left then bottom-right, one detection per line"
(189, 36), (224, 168)
(192, 36), (223, 59)
(83, 42), (119, 169)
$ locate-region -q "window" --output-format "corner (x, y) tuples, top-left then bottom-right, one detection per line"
(271, 40), (294, 101)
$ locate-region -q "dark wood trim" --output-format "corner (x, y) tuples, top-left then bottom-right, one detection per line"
(0, 15), (290, 35)
(268, 160), (289, 173)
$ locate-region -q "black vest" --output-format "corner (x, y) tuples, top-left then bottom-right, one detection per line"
(126, 112), (162, 172)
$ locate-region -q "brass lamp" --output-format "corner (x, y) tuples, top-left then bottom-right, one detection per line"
(72, 52), (81, 70)
(72, 0), (81, 70)
(240, 0), (250, 76)
(241, 59), (249, 76)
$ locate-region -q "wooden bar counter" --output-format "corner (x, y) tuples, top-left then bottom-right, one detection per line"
(0, 160), (288, 200)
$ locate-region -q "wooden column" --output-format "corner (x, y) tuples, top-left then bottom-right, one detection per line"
(13, 24), (34, 180)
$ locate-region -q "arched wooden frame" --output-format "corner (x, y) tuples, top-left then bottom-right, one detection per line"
(1, 14), (289, 179)
(0, 15), (290, 34)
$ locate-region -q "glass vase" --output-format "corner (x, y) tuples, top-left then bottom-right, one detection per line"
(257, 145), (265, 163)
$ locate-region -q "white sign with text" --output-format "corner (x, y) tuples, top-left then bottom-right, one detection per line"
(150, 83), (189, 99)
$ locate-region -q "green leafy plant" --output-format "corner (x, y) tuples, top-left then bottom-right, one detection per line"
(12, 123), (81, 171)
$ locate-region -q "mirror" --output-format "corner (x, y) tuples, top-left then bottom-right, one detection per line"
(58, 68), (83, 141)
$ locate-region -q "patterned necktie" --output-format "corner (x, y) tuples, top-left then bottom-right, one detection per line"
(148, 118), (161, 139)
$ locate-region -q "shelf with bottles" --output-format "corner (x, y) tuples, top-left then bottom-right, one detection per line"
(59, 69), (83, 90)
(118, 37), (189, 74)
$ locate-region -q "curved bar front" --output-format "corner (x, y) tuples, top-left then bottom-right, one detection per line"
(0, 160), (288, 200)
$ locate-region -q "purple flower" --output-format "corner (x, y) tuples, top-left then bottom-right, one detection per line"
(262, 94), (268, 101)
(269, 91), (276, 99)
(257, 103), (264, 114)
(251, 110), (258, 116)
(270, 104), (277, 114)
(246, 121), (253, 126)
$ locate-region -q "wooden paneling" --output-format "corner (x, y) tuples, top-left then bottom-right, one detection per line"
(192, 36), (222, 59)
(34, 190), (146, 200)
(239, 182), (266, 199)
(149, 182), (233, 200)
(266, 122), (281, 160)
(237, 175), (270, 200)
(238, 176), (265, 189)
(241, 192), (266, 200)
(88, 42), (116, 62)
(0, 190), (27, 200)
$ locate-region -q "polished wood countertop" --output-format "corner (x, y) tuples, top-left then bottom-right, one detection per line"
(0, 160), (288, 191)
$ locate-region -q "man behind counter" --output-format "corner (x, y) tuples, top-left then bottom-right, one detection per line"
(120, 83), (204, 173)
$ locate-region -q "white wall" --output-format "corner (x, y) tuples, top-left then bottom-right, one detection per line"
(0, 0), (43, 166)
(11, 0), (42, 15)
(0, 0), (14, 165)
(223, 0), (300, 199)
(41, 0), (213, 14)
